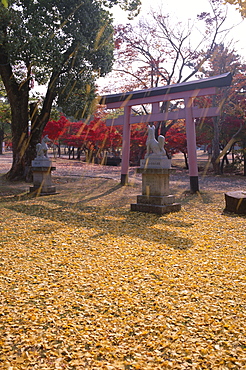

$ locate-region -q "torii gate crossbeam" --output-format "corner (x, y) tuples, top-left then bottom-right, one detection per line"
(99, 73), (232, 193)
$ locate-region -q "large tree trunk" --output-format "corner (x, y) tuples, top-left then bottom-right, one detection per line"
(7, 97), (51, 181)
(6, 83), (30, 180)
(0, 49), (31, 180)
(1, 57), (57, 180)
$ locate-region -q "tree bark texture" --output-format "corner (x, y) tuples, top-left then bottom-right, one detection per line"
(211, 116), (221, 175)
(0, 56), (57, 180)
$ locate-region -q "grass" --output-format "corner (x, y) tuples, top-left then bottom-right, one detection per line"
(0, 162), (246, 369)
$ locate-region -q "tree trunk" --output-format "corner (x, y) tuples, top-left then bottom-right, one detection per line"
(243, 142), (246, 177)
(211, 116), (221, 175)
(6, 86), (30, 180)
(1, 60), (58, 180)
(244, 153), (246, 177)
(0, 125), (4, 155)
(220, 153), (230, 174)
(58, 142), (61, 157)
(24, 103), (45, 181)
(0, 46), (32, 180)
(232, 147), (235, 163)
(183, 152), (189, 170)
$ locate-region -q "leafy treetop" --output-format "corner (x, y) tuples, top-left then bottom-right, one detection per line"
(223, 0), (246, 17)
(1, 0), (7, 7)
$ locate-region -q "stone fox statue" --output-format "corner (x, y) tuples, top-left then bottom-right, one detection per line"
(146, 124), (166, 157)
(36, 135), (52, 158)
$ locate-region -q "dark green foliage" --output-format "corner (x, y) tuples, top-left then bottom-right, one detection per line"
(0, 0), (141, 179)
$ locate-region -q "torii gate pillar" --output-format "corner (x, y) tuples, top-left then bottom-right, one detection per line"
(100, 73), (232, 192)
(121, 106), (131, 185)
(185, 97), (199, 193)
(120, 99), (200, 191)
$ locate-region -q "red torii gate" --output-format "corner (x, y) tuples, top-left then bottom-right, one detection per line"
(99, 72), (232, 193)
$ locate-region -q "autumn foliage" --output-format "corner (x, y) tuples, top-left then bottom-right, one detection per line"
(43, 114), (194, 166)
(43, 85), (246, 171)
(43, 112), (122, 163)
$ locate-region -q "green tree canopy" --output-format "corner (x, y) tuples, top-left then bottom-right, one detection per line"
(0, 0), (141, 180)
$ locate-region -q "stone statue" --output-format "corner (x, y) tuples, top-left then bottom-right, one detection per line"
(145, 124), (166, 157)
(31, 134), (56, 195)
(36, 135), (52, 158)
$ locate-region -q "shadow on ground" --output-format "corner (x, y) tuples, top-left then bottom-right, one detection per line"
(6, 197), (194, 251)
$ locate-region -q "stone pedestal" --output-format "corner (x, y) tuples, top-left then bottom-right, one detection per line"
(224, 191), (246, 215)
(140, 156), (171, 170)
(131, 156), (181, 214)
(30, 158), (56, 195)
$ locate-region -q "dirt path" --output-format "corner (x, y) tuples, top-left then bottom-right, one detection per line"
(0, 152), (245, 193)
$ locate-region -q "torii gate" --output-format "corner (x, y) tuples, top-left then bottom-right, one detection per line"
(99, 72), (232, 193)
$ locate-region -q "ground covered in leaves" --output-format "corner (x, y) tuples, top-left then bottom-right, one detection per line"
(0, 172), (246, 369)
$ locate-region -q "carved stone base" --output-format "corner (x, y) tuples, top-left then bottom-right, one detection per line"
(137, 195), (176, 205)
(29, 185), (57, 196)
(137, 168), (172, 196)
(224, 191), (246, 214)
(30, 166), (56, 195)
(131, 168), (181, 215)
(131, 202), (181, 215)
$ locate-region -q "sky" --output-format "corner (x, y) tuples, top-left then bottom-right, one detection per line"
(94, 0), (246, 92)
(111, 0), (246, 58)
(33, 0), (245, 96)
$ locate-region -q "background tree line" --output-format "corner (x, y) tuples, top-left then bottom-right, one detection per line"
(106, 0), (246, 175)
(0, 0), (245, 179)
